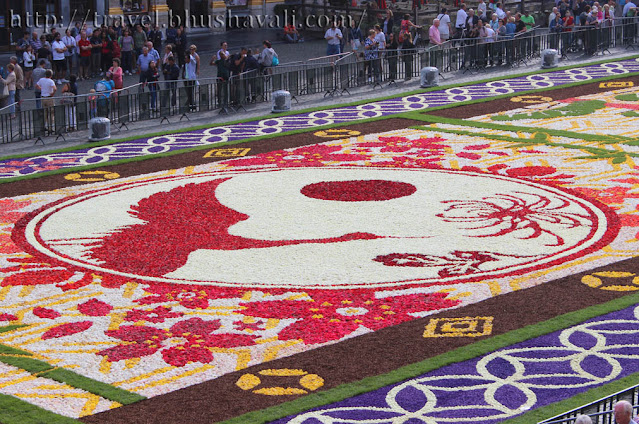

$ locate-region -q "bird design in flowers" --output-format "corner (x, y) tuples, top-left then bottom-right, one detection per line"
(89, 178), (383, 277)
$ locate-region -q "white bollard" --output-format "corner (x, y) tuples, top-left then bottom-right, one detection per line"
(88, 117), (111, 142)
(272, 90), (291, 113)
(541, 49), (559, 69)
(420, 67), (439, 88)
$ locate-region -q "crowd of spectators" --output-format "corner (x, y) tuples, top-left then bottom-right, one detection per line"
(1, 0), (638, 125)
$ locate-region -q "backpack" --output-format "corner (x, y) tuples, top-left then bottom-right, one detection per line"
(272, 55), (279, 66)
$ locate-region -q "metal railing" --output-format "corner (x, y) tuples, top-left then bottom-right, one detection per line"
(1, 17), (639, 145)
(538, 383), (639, 423)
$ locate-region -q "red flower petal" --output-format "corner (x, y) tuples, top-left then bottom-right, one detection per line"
(170, 317), (220, 337)
(42, 321), (92, 339)
(162, 345), (214, 367)
(0, 313), (18, 321)
(105, 325), (166, 343)
(203, 333), (257, 348)
(456, 152), (482, 160)
(1, 269), (75, 287)
(78, 298), (113, 316)
(33, 307), (61, 319)
(99, 343), (160, 362)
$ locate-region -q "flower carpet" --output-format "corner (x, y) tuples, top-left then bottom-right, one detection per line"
(1, 61), (639, 424)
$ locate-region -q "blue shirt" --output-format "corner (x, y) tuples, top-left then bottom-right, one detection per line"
(149, 48), (160, 63)
(137, 53), (154, 72)
(506, 22), (516, 37)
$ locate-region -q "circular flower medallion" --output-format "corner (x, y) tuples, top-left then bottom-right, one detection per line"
(18, 167), (617, 289)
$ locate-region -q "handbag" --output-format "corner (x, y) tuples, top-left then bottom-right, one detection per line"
(272, 56), (279, 66)
(1, 83), (8, 99)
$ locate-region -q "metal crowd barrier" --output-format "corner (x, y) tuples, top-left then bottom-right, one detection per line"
(2, 18), (639, 144)
(537, 383), (639, 424)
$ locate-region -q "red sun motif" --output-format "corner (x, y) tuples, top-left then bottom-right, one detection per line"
(301, 180), (417, 202)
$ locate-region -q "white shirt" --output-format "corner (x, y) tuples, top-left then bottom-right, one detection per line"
(484, 26), (495, 41)
(325, 27), (343, 45)
(216, 48), (229, 61)
(52, 40), (66, 61)
(478, 1), (487, 18)
(37, 77), (56, 97)
(496, 7), (506, 19)
(456, 9), (468, 28)
(374, 31), (386, 49)
(62, 35), (76, 56)
(437, 13), (451, 37)
(23, 51), (34, 67)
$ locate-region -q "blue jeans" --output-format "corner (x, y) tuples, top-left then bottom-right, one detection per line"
(8, 90), (15, 114)
(35, 91), (41, 109)
(149, 83), (157, 108)
(327, 44), (340, 56)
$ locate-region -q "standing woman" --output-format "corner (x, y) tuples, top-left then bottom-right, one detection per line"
(399, 14), (421, 43)
(60, 77), (77, 130)
(188, 45), (200, 78)
(101, 32), (113, 75)
(23, 45), (35, 89)
(387, 32), (399, 81)
(120, 29), (134, 75)
(364, 29), (380, 83)
(109, 58), (123, 91)
(258, 40), (278, 74)
(401, 32), (415, 80)
(0, 64), (17, 118)
(348, 20), (363, 53)
(175, 28), (187, 67)
(145, 60), (160, 110)
(183, 52), (198, 110)
(382, 9), (394, 41)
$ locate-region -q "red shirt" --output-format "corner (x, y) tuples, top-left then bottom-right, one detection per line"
(78, 39), (91, 57)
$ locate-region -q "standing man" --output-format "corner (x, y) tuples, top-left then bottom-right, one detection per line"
(146, 41), (161, 63)
(436, 8), (452, 41)
(614, 401), (637, 424)
(16, 32), (30, 64)
(521, 10), (535, 30)
(30, 31), (42, 49)
(36, 69), (56, 131)
(9, 56), (24, 111)
(455, 4), (468, 36)
(164, 55), (180, 106)
(133, 25), (147, 59)
(90, 29), (102, 77)
(32, 60), (47, 109)
(175, 27), (187, 67)
(137, 47), (153, 85)
(149, 24), (163, 49)
(429, 19), (443, 45)
(51, 33), (67, 84)
(325, 19), (343, 56)
(77, 31), (91, 80)
(62, 29), (76, 77)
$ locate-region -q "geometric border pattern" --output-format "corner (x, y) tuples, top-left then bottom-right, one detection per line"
(1, 58), (639, 179)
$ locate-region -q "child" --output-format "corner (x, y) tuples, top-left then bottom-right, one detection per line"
(88, 88), (97, 118)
